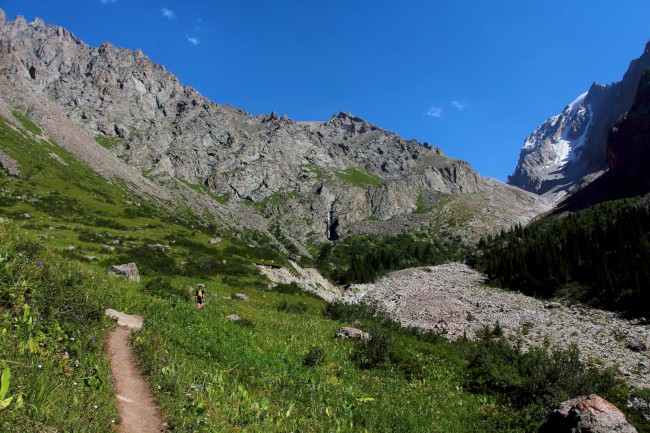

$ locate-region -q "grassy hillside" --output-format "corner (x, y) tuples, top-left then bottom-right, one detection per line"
(1, 112), (647, 432)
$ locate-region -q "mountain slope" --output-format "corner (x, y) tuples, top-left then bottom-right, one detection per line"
(553, 67), (650, 213)
(509, 40), (650, 202)
(0, 10), (547, 250)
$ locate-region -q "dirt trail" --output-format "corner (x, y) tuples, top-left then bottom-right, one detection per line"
(105, 310), (165, 433)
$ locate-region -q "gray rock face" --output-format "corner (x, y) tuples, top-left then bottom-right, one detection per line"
(0, 10), (547, 249)
(539, 394), (638, 433)
(0, 150), (20, 176)
(510, 40), (650, 203)
(108, 263), (140, 282)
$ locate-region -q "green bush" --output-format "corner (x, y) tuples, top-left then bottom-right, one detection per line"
(276, 300), (308, 314)
(322, 300), (375, 321)
(464, 334), (625, 430)
(351, 325), (393, 369)
(272, 282), (302, 294)
(142, 277), (190, 302)
(302, 345), (326, 367)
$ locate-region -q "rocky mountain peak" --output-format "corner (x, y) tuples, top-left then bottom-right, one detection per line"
(509, 38), (650, 203)
(0, 7), (548, 249)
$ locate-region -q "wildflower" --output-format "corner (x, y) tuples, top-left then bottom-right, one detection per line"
(37, 260), (42, 268)
(73, 381), (78, 386)
(37, 364), (42, 369)
(93, 405), (98, 410)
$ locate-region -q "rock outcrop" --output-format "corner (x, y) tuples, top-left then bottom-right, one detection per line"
(108, 263), (140, 283)
(510, 40), (650, 204)
(553, 68), (650, 213)
(539, 394), (638, 433)
(335, 327), (370, 341)
(0, 149), (20, 176)
(257, 260), (341, 302)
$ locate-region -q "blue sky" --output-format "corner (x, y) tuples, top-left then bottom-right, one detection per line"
(3, 1), (650, 181)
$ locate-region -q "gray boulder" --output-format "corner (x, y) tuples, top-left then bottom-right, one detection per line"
(108, 263), (140, 282)
(226, 314), (240, 321)
(0, 150), (21, 177)
(335, 327), (370, 341)
(626, 341), (647, 352)
(539, 394), (638, 433)
(231, 293), (249, 302)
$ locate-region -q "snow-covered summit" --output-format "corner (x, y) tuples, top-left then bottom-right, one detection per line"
(509, 39), (650, 202)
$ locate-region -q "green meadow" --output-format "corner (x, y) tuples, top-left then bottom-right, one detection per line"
(1, 112), (647, 432)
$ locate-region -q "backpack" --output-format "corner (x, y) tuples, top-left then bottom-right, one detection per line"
(197, 289), (204, 298)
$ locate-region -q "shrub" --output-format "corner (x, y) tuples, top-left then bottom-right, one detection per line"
(276, 300), (308, 314)
(142, 278), (190, 302)
(302, 345), (325, 367)
(272, 282), (302, 294)
(351, 325), (393, 369)
(234, 318), (255, 330)
(464, 335), (626, 430)
(322, 300), (370, 321)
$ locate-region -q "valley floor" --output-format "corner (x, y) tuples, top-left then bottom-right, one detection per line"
(344, 263), (650, 389)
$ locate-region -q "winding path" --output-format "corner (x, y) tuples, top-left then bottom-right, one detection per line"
(105, 309), (165, 432)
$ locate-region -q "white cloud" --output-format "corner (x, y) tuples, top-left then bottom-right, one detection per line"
(186, 35), (200, 45)
(100, 0), (116, 4)
(162, 7), (177, 20)
(424, 107), (443, 118)
(451, 100), (465, 109)
(195, 18), (204, 31)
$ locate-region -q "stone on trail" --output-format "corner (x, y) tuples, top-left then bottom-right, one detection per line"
(105, 309), (144, 331)
(539, 394), (638, 433)
(108, 262), (140, 282)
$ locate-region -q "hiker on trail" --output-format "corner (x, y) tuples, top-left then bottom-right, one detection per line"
(196, 284), (206, 309)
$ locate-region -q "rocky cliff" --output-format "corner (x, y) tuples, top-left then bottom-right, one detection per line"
(0, 10), (546, 250)
(509, 40), (650, 203)
(553, 67), (650, 213)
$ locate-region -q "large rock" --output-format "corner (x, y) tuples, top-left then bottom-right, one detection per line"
(539, 394), (638, 433)
(0, 150), (21, 176)
(105, 309), (143, 330)
(108, 263), (140, 282)
(335, 327), (370, 341)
